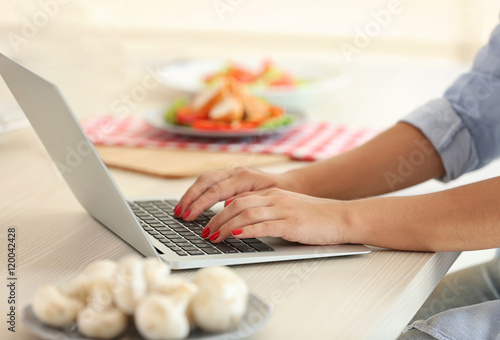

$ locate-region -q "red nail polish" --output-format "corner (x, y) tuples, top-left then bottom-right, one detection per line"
(209, 231), (220, 242)
(182, 209), (191, 219)
(201, 226), (210, 238)
(174, 204), (182, 217)
(231, 229), (243, 236)
(224, 199), (234, 207)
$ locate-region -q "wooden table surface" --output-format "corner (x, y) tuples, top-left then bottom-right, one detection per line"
(0, 127), (460, 340)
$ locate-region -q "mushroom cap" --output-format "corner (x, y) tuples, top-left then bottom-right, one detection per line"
(143, 257), (171, 292)
(152, 277), (198, 302)
(152, 277), (199, 331)
(135, 294), (190, 340)
(59, 274), (90, 303)
(112, 255), (147, 315)
(87, 287), (115, 312)
(192, 267), (249, 332)
(32, 285), (83, 328)
(59, 260), (118, 304)
(83, 259), (118, 291)
(77, 306), (128, 339)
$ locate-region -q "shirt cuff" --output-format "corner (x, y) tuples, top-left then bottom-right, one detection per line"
(400, 98), (479, 182)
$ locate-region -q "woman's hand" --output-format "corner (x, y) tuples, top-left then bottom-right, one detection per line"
(201, 188), (351, 245)
(175, 167), (301, 221)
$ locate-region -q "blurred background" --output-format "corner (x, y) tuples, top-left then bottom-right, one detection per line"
(1, 0), (499, 128)
(1, 0), (499, 269)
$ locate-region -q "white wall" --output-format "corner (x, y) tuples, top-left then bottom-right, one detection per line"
(1, 0), (499, 63)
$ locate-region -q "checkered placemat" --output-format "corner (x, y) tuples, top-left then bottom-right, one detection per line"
(81, 116), (379, 161)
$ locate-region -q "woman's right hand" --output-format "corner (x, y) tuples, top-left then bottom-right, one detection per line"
(175, 167), (300, 221)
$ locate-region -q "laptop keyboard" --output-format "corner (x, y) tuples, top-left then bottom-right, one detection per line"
(128, 199), (275, 257)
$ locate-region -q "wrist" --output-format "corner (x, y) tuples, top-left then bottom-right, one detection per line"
(281, 168), (315, 196)
(339, 198), (377, 246)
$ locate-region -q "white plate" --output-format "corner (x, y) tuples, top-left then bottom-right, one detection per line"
(22, 294), (272, 340)
(144, 108), (307, 138)
(156, 58), (350, 109)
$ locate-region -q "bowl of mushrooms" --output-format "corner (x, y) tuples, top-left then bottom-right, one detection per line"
(22, 255), (272, 340)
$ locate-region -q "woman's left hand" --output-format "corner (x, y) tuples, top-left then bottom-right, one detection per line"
(202, 188), (352, 245)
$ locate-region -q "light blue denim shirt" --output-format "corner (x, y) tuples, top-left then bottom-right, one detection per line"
(402, 23), (500, 182)
(400, 22), (500, 340)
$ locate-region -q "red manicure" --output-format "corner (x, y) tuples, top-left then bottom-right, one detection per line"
(209, 231), (220, 242)
(231, 229), (243, 236)
(224, 199), (234, 207)
(182, 209), (191, 219)
(173, 204), (182, 217)
(201, 226), (210, 238)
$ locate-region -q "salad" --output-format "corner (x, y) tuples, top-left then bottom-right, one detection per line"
(164, 78), (293, 131)
(203, 59), (304, 88)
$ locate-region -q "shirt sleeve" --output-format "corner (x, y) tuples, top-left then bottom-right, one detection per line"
(401, 23), (500, 182)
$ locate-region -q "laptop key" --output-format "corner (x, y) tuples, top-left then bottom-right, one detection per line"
(159, 231), (178, 237)
(187, 250), (205, 256)
(213, 244), (238, 253)
(232, 245), (256, 252)
(177, 230), (194, 236)
(169, 237), (186, 243)
(175, 242), (193, 248)
(242, 238), (263, 244)
(196, 242), (218, 248)
(181, 246), (201, 252)
(202, 248), (221, 255)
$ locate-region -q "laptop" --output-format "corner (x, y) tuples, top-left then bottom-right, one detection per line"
(0, 53), (370, 269)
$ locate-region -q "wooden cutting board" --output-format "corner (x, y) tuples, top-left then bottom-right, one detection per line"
(95, 146), (289, 178)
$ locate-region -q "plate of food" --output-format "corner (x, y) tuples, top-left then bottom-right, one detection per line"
(157, 58), (350, 109)
(145, 77), (307, 138)
(22, 256), (273, 340)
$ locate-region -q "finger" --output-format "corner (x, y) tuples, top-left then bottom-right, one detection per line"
(184, 174), (263, 221)
(208, 206), (279, 242)
(224, 189), (274, 206)
(231, 220), (288, 240)
(176, 170), (231, 217)
(208, 195), (272, 234)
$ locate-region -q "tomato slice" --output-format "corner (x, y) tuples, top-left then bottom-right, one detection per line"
(176, 107), (209, 125)
(228, 67), (257, 83)
(269, 106), (284, 118)
(192, 120), (259, 131)
(269, 74), (295, 87)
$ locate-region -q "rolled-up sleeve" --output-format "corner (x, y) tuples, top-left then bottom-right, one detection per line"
(401, 24), (500, 182)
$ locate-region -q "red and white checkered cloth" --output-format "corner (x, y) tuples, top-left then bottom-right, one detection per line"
(81, 116), (379, 161)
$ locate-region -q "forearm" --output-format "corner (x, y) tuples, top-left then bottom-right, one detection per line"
(286, 122), (445, 200)
(345, 176), (500, 251)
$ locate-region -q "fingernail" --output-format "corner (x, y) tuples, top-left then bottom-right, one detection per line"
(231, 229), (243, 236)
(209, 231), (220, 242)
(224, 199), (234, 207)
(182, 209), (191, 219)
(201, 226), (210, 238)
(174, 204), (182, 217)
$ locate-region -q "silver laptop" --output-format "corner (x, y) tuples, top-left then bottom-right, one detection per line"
(0, 53), (370, 269)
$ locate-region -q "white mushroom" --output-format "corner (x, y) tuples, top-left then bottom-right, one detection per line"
(111, 255), (147, 314)
(59, 260), (117, 304)
(143, 257), (171, 292)
(77, 287), (128, 339)
(83, 259), (118, 291)
(59, 273), (90, 303)
(135, 294), (190, 340)
(77, 305), (128, 339)
(152, 277), (199, 330)
(192, 266), (249, 332)
(32, 285), (83, 328)
(152, 277), (198, 300)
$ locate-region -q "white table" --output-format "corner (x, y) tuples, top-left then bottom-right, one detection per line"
(0, 127), (461, 339)
(3, 51), (495, 339)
